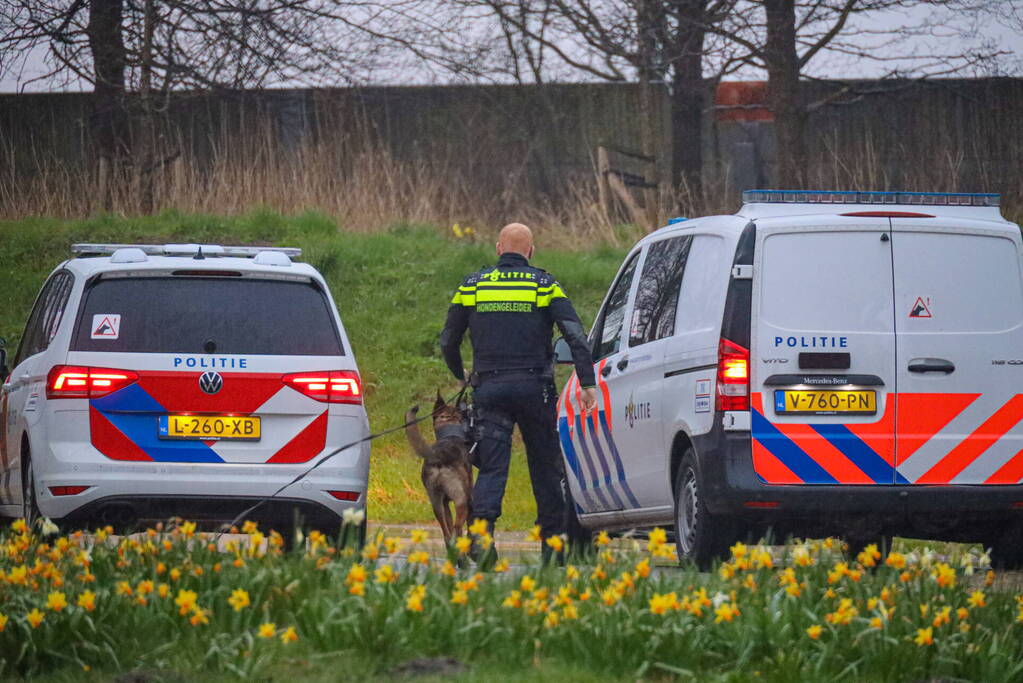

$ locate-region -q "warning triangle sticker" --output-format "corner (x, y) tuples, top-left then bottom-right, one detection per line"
(909, 297), (932, 318)
(91, 314), (121, 339)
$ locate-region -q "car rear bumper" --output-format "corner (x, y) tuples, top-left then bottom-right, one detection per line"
(34, 453), (368, 528)
(694, 418), (1023, 538)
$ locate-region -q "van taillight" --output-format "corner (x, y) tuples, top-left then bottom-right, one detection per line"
(47, 366), (139, 399)
(282, 370), (363, 404)
(716, 339), (749, 411)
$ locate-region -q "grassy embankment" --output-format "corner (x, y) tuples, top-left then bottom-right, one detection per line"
(0, 211), (627, 530)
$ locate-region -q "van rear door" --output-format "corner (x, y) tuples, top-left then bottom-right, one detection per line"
(752, 217), (901, 485)
(890, 221), (1023, 485)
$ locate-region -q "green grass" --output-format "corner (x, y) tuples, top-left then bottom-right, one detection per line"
(0, 210), (627, 529)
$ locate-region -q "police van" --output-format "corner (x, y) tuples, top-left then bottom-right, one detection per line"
(556, 190), (1023, 567)
(0, 243), (369, 535)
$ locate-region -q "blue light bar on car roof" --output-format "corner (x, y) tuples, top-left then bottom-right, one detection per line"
(741, 190), (1000, 207)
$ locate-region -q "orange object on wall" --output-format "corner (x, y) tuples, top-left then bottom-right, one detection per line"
(715, 81), (772, 122)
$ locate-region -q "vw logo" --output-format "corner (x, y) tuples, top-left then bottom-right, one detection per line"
(198, 371), (223, 395)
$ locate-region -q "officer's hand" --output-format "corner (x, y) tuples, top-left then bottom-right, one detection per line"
(580, 387), (598, 413)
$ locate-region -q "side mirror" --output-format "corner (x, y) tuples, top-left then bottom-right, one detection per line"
(554, 337), (573, 365)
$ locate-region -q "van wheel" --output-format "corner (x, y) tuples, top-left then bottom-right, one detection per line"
(22, 443), (41, 530)
(674, 449), (734, 570)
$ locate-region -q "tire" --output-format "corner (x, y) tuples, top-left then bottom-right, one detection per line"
(21, 443), (41, 530)
(674, 449), (735, 570)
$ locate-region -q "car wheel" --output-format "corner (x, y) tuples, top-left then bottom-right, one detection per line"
(22, 443), (41, 530)
(674, 449), (734, 570)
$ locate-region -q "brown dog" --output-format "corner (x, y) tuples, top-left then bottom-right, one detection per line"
(405, 392), (474, 544)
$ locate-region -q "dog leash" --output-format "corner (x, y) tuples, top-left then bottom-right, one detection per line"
(218, 384), (471, 538)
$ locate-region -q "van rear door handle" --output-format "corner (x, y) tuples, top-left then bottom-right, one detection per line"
(601, 364), (613, 377)
(908, 358), (955, 374)
(616, 358), (629, 371)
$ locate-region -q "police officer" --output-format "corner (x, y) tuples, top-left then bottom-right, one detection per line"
(440, 223), (597, 561)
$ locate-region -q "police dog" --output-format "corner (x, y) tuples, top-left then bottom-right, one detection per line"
(405, 393), (473, 544)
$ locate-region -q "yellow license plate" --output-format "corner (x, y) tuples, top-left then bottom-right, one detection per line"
(159, 415), (261, 441)
(775, 390), (876, 415)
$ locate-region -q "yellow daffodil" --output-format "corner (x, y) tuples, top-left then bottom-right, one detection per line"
(520, 575), (536, 592)
(410, 528), (428, 544)
(454, 536), (471, 555)
(440, 561), (457, 577)
(406, 585), (427, 612)
(494, 558), (510, 573)
(543, 611), (559, 628)
(137, 580), (154, 596)
(280, 626), (298, 643)
(345, 564), (367, 585)
(180, 521), (196, 538)
(914, 626), (934, 646)
(885, 551), (907, 569)
(649, 592), (677, 615)
(450, 589), (469, 605)
(527, 526), (542, 542)
(242, 520), (258, 534)
(116, 581), (133, 596)
(634, 559), (650, 579)
(26, 608), (44, 628)
(714, 602), (740, 623)
(967, 590), (986, 608)
(77, 590), (96, 611)
(0, 613), (7, 632)
(806, 624), (822, 640)
(407, 551), (430, 566)
(468, 519), (489, 536)
(932, 606), (951, 627)
(228, 588), (251, 611)
(45, 591), (67, 612)
(175, 589), (198, 615)
(258, 622), (276, 638)
(647, 527), (667, 552)
(349, 582), (365, 597)
(595, 530), (611, 547)
(546, 535), (564, 552)
(374, 565), (397, 584)
(157, 584), (170, 599)
(957, 606), (970, 620)
(189, 608), (209, 627)
(75, 588), (96, 609)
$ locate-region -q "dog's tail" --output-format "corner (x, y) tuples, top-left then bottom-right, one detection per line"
(405, 405), (433, 460)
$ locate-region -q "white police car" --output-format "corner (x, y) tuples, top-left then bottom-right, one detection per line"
(557, 191), (1023, 567)
(0, 243), (369, 534)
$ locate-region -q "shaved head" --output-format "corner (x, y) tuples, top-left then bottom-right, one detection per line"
(497, 222), (534, 258)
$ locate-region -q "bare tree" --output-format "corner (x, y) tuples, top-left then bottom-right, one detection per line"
(401, 1), (740, 210)
(0, 0), (409, 210)
(708, 0), (1009, 187)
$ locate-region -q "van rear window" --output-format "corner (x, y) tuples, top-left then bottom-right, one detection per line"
(71, 277), (344, 356)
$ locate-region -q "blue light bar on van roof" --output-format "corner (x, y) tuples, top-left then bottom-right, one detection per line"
(742, 190), (1000, 207)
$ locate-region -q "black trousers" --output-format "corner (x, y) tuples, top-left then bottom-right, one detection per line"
(471, 375), (566, 539)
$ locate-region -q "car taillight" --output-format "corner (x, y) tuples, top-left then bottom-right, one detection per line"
(282, 370), (363, 404)
(47, 366), (139, 399)
(716, 338), (749, 411)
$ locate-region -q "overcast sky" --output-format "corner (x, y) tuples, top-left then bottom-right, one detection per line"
(1, 2), (1020, 93)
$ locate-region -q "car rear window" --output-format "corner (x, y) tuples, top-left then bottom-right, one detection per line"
(71, 277), (344, 356)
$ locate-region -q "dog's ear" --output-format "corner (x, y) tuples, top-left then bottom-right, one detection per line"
(434, 390), (446, 412)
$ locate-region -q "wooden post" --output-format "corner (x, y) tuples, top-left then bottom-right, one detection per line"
(597, 145), (611, 220)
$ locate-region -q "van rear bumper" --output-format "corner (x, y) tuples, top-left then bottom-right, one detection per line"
(693, 421), (1023, 539)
